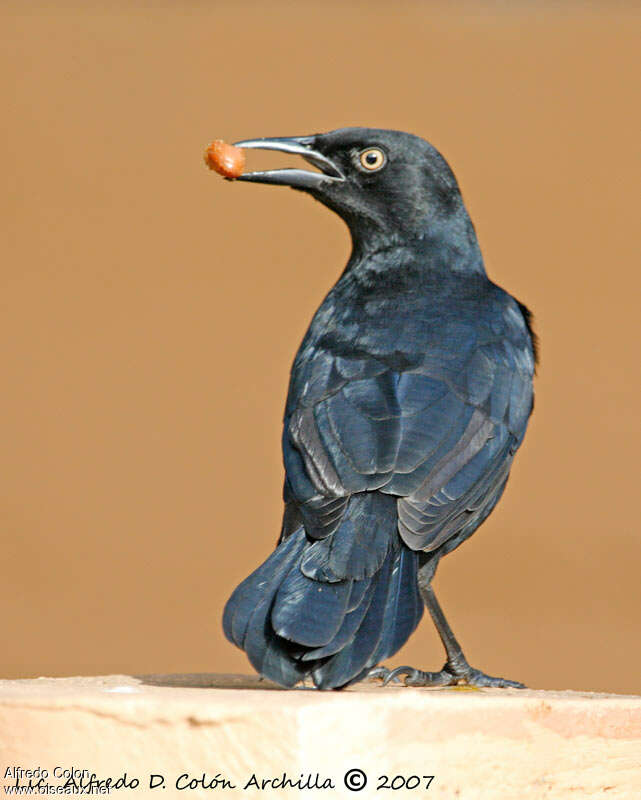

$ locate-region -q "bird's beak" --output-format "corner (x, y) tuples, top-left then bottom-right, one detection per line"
(232, 136), (344, 189)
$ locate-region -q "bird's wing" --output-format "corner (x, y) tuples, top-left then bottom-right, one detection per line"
(282, 295), (534, 550)
(281, 347), (397, 541)
(391, 302), (534, 550)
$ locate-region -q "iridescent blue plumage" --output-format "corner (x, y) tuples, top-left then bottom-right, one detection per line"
(222, 127), (536, 689)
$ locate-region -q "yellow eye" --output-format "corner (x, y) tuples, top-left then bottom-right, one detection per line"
(359, 147), (386, 171)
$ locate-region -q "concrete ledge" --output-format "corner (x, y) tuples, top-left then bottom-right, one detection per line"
(1, 674), (640, 798)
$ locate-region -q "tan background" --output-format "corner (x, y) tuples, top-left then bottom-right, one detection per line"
(1, 2), (640, 695)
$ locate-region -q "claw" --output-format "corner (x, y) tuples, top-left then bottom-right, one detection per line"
(371, 662), (526, 690)
(366, 666), (402, 684)
(458, 667), (526, 689)
(383, 667), (416, 686)
(382, 666), (451, 687)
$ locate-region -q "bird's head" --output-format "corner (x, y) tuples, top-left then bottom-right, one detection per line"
(234, 127), (477, 259)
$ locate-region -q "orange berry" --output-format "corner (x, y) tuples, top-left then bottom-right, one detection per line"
(204, 140), (245, 179)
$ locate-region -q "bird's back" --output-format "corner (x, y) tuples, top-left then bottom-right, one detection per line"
(282, 251), (535, 559)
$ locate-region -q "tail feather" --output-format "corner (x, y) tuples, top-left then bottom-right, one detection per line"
(311, 552), (395, 689)
(312, 546), (423, 688)
(222, 491), (424, 689)
(271, 570), (352, 647)
(346, 573), (372, 611)
(225, 532), (309, 688)
(368, 545), (423, 667)
(300, 491), (391, 582)
(222, 531), (304, 648)
(299, 577), (378, 661)
(243, 597), (308, 688)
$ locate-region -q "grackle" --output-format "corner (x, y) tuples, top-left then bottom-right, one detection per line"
(221, 128), (537, 690)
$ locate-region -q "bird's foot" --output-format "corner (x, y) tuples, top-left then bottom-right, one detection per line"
(366, 666), (402, 684)
(380, 660), (525, 689)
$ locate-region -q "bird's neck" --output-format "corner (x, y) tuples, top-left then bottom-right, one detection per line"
(343, 212), (487, 280)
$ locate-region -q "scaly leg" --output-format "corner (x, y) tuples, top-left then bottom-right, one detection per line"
(377, 582), (525, 689)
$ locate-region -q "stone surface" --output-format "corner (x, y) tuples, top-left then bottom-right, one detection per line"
(1, 674), (640, 799)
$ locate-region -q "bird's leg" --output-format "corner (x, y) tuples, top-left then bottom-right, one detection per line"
(380, 582), (525, 689)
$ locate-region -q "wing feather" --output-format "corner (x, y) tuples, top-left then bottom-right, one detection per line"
(281, 290), (535, 556)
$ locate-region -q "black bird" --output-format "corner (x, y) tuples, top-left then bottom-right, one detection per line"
(222, 128), (537, 690)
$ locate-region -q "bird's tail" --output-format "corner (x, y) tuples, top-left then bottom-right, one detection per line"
(222, 492), (423, 689)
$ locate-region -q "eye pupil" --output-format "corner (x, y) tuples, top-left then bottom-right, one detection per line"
(359, 147), (386, 171)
